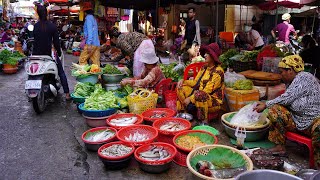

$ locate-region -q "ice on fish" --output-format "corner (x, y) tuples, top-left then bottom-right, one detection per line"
(109, 117), (138, 126)
(86, 130), (115, 142)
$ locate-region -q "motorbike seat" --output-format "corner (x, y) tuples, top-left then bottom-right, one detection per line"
(29, 55), (53, 61)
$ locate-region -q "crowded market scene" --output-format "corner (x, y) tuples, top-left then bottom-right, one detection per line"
(1, 0), (320, 179)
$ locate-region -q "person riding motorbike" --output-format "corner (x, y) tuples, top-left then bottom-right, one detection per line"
(32, 5), (70, 100)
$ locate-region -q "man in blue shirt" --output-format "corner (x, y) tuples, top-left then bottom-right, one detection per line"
(79, 7), (100, 65)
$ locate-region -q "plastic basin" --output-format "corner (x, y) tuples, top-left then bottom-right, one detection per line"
(76, 75), (99, 84)
(78, 103), (117, 117)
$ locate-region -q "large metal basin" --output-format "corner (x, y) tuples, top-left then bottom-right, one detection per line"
(235, 170), (302, 180)
(222, 120), (269, 142)
(102, 74), (126, 84)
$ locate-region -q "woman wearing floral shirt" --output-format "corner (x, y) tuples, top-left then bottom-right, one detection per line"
(120, 42), (165, 88)
(255, 55), (320, 169)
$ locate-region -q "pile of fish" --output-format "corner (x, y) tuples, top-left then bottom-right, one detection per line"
(196, 160), (246, 179)
(160, 122), (185, 132)
(150, 112), (166, 119)
(125, 132), (149, 142)
(139, 146), (170, 161)
(85, 130), (115, 142)
(101, 144), (133, 157)
(109, 116), (138, 127)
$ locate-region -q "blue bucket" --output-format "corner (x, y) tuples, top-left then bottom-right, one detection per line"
(78, 103), (117, 117)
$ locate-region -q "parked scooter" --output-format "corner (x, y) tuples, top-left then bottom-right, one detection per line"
(24, 25), (68, 114)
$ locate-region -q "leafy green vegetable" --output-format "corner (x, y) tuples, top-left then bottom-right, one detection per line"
(240, 50), (259, 62)
(73, 82), (95, 97)
(103, 64), (122, 74)
(160, 63), (182, 82)
(219, 49), (239, 70)
(124, 84), (133, 95)
(117, 97), (128, 109)
(233, 79), (253, 90)
(190, 147), (247, 170)
(84, 85), (119, 110)
(0, 50), (24, 65)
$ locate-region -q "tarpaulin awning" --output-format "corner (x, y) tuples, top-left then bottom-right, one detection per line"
(257, 0), (318, 11)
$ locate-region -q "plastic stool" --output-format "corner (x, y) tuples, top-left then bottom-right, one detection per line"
(285, 132), (314, 168)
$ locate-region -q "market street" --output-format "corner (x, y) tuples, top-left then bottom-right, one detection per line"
(0, 54), (192, 180)
(0, 54), (311, 179)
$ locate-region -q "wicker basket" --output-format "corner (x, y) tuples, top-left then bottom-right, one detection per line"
(127, 89), (158, 114)
(186, 144), (253, 180)
(232, 61), (257, 72)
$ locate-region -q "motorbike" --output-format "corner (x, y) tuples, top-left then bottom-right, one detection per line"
(275, 31), (302, 55)
(24, 25), (68, 114)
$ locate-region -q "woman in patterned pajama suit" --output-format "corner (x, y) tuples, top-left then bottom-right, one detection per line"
(255, 55), (320, 169)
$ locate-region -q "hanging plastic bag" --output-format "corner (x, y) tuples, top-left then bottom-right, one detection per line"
(224, 68), (246, 88)
(230, 103), (265, 127)
(172, 56), (185, 76)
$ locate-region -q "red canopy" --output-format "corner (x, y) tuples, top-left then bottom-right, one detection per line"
(257, 0), (318, 10)
(47, 0), (69, 3)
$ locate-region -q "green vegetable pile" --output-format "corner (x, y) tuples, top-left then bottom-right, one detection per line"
(84, 84), (120, 110)
(103, 64), (122, 74)
(0, 50), (25, 65)
(239, 50), (259, 62)
(160, 63), (183, 82)
(71, 63), (101, 78)
(219, 49), (239, 70)
(73, 82), (95, 98)
(233, 79), (253, 90)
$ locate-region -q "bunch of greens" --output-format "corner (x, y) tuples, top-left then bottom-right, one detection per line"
(0, 50), (25, 65)
(240, 50), (259, 62)
(233, 79), (253, 90)
(103, 64), (122, 74)
(84, 84), (119, 110)
(160, 63), (182, 82)
(73, 82), (95, 98)
(116, 97), (128, 109)
(190, 147), (247, 170)
(71, 63), (101, 78)
(112, 85), (134, 97)
(219, 49), (239, 70)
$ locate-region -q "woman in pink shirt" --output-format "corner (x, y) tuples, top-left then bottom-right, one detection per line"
(271, 13), (296, 45)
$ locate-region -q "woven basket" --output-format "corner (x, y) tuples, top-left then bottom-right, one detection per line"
(127, 89), (158, 114)
(232, 61), (257, 72)
(116, 125), (158, 146)
(153, 118), (192, 136)
(186, 145), (253, 180)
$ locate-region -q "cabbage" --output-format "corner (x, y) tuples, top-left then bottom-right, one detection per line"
(233, 79), (253, 90)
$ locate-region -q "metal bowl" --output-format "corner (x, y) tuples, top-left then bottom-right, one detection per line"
(296, 169), (317, 180)
(102, 74), (126, 84)
(105, 83), (121, 91)
(222, 120), (269, 142)
(235, 170), (302, 180)
(99, 155), (133, 170)
(175, 113), (193, 121)
(137, 161), (173, 174)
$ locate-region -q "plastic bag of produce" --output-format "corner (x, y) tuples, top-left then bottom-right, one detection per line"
(230, 103), (265, 127)
(224, 69), (246, 88)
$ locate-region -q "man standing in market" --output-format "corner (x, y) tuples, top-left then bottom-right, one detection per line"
(184, 7), (201, 48)
(79, 6), (100, 65)
(271, 13), (297, 45)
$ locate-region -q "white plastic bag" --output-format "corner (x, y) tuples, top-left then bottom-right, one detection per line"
(230, 103), (265, 127)
(224, 69), (246, 88)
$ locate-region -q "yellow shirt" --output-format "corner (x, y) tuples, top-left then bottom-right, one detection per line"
(183, 65), (224, 104)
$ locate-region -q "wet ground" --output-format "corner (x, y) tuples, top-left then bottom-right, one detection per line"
(0, 54), (309, 179)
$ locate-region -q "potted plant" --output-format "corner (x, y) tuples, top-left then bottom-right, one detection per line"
(0, 50), (23, 74)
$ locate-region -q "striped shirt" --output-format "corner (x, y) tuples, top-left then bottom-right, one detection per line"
(266, 72), (320, 130)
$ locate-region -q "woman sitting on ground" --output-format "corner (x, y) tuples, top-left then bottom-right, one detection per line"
(255, 55), (320, 169)
(176, 43), (224, 124)
(120, 42), (165, 89)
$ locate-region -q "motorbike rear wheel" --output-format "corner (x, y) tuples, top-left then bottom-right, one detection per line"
(32, 86), (46, 114)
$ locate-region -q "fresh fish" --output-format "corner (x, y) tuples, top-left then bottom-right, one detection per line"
(139, 145), (170, 161)
(101, 144), (133, 157)
(125, 132), (149, 142)
(109, 117), (138, 126)
(160, 122), (185, 132)
(85, 130), (115, 142)
(196, 160), (247, 179)
(150, 112), (166, 119)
